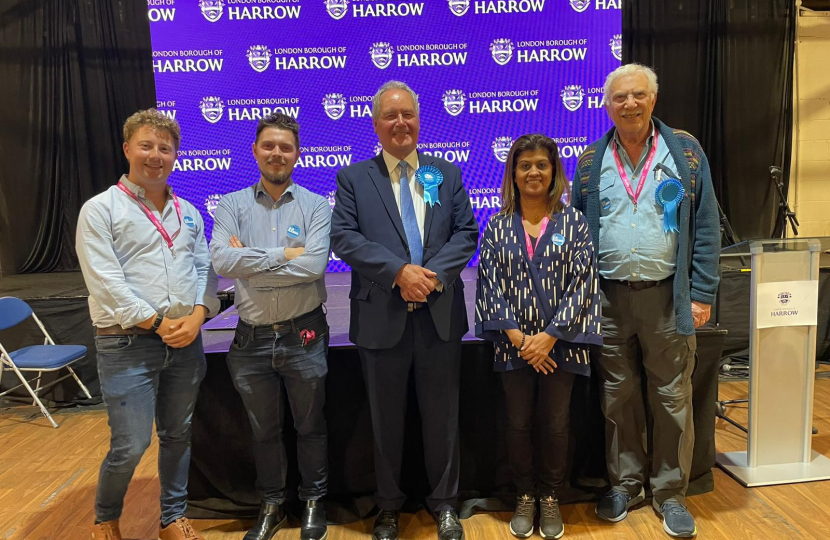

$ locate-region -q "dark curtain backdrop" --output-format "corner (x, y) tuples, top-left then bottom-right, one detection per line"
(623, 0), (795, 243)
(0, 0), (155, 275)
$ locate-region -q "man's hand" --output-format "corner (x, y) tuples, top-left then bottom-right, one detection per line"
(691, 301), (711, 329)
(162, 306), (208, 348)
(229, 235), (244, 248)
(520, 332), (558, 374)
(285, 247), (305, 261)
(395, 264), (436, 302)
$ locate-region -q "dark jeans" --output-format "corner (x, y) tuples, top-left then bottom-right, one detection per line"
(226, 308), (329, 503)
(501, 366), (576, 497)
(95, 333), (206, 526)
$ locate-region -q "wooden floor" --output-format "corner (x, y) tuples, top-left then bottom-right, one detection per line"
(3, 377), (830, 540)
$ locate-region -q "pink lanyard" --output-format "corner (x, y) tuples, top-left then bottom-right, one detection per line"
(611, 130), (659, 213)
(117, 182), (183, 257)
(523, 216), (549, 261)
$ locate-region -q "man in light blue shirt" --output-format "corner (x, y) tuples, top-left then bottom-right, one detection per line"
(77, 109), (219, 540)
(210, 113), (330, 540)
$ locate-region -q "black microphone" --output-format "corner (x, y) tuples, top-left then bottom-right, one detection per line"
(653, 163), (678, 179)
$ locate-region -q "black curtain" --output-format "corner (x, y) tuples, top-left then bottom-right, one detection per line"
(0, 0), (155, 274)
(623, 1), (795, 242)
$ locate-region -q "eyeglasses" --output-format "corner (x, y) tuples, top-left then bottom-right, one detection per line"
(610, 91), (651, 105)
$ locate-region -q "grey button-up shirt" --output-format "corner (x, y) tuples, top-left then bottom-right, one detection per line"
(598, 125), (680, 281)
(76, 175), (220, 328)
(210, 181), (331, 325)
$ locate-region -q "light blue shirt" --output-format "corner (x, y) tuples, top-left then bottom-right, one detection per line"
(598, 125), (679, 281)
(210, 180), (331, 324)
(76, 175), (220, 328)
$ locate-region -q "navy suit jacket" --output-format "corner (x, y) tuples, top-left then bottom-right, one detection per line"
(330, 153), (479, 349)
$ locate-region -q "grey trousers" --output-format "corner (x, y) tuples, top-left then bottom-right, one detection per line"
(597, 278), (696, 507)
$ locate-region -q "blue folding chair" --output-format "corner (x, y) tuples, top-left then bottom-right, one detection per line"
(0, 297), (92, 428)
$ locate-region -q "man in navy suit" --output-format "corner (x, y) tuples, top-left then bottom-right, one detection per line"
(330, 81), (478, 540)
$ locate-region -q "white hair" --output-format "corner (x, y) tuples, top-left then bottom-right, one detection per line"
(372, 80), (419, 121)
(603, 63), (659, 103)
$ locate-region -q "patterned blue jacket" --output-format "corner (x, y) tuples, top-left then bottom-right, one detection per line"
(475, 207), (602, 375)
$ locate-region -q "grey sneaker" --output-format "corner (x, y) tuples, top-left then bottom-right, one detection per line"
(595, 487), (645, 522)
(509, 494), (535, 538)
(656, 499), (696, 538)
(539, 495), (564, 539)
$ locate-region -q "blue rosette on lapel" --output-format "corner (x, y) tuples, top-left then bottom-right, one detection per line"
(415, 165), (444, 207)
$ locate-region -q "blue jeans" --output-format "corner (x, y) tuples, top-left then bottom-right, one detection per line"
(94, 333), (206, 526)
(226, 310), (329, 504)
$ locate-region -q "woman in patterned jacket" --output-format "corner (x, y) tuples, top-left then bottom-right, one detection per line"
(475, 134), (602, 539)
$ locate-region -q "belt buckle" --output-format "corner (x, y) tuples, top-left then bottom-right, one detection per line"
(407, 302), (415, 312)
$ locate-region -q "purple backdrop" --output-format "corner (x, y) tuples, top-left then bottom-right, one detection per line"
(147, 0), (621, 270)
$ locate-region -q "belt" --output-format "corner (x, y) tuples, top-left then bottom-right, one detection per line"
(406, 302), (426, 313)
(95, 325), (156, 336)
(237, 305), (325, 338)
(602, 276), (672, 291)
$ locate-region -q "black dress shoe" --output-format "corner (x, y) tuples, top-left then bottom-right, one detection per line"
(435, 509), (464, 540)
(372, 509), (400, 540)
(301, 500), (328, 540)
(243, 501), (287, 540)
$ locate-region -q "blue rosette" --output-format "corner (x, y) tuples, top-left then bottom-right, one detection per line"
(655, 178), (685, 233)
(415, 165), (444, 207)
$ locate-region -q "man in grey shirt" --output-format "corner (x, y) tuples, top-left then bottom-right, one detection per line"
(210, 113), (331, 540)
(77, 109), (219, 540)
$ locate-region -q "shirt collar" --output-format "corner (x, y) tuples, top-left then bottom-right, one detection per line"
(382, 149), (419, 177)
(118, 174), (172, 199)
(612, 120), (656, 148)
(255, 179), (295, 202)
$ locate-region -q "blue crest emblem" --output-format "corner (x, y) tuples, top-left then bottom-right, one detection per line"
(442, 89), (466, 117)
(322, 93), (346, 120)
(183, 216), (196, 228)
(204, 194), (222, 217)
(561, 85), (585, 112)
(778, 292), (792, 305)
(370, 42), (394, 69)
(199, 0), (224, 22)
(199, 96), (224, 124)
(551, 233), (566, 246)
(601, 197), (612, 212)
(447, 0), (470, 16)
(492, 136), (514, 163)
(570, 0), (591, 12)
(610, 34), (622, 61)
(490, 39), (514, 66)
(247, 45), (271, 72)
(287, 225), (301, 238)
(325, 0), (349, 20)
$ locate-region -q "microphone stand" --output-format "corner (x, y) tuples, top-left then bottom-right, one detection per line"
(770, 166), (799, 237)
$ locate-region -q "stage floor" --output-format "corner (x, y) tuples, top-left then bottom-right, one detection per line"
(3, 371), (830, 539)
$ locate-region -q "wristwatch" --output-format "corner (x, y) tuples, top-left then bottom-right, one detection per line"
(150, 312), (164, 331)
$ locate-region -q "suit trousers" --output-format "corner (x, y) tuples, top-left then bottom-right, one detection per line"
(358, 307), (462, 514)
(596, 278), (697, 507)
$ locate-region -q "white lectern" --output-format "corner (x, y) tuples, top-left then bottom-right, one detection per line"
(717, 239), (829, 486)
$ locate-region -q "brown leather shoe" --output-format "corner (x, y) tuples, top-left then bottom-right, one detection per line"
(158, 517), (205, 540)
(91, 520), (122, 540)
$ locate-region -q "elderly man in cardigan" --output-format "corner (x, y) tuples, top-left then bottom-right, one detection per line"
(571, 63), (720, 539)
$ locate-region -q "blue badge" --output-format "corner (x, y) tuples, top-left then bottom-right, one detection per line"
(414, 165), (444, 207)
(183, 216), (195, 228)
(551, 233), (566, 246)
(655, 178), (685, 233)
(601, 197), (613, 213)
(287, 225), (301, 238)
